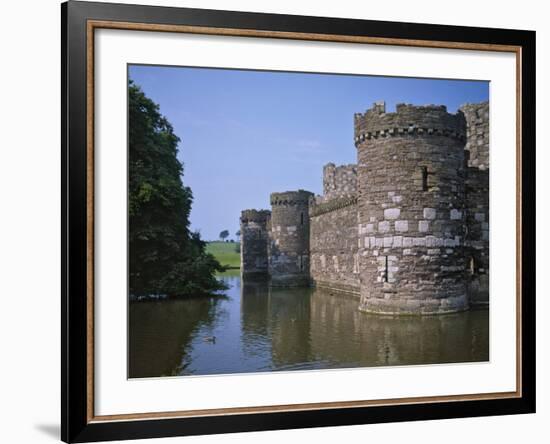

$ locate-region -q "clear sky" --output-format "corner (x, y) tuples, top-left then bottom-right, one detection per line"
(129, 65), (488, 241)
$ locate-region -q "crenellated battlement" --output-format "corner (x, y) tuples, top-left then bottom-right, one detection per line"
(270, 190), (313, 206)
(239, 100), (488, 315)
(310, 195), (358, 217)
(354, 102), (466, 144)
(241, 209), (271, 224)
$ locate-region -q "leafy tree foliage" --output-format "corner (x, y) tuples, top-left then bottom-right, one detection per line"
(219, 230), (229, 241)
(128, 81), (226, 297)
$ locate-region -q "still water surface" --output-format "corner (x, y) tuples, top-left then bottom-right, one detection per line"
(129, 273), (489, 378)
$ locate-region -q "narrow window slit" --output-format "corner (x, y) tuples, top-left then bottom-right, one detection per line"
(421, 166), (429, 191)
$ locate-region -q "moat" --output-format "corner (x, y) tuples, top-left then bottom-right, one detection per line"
(129, 273), (489, 378)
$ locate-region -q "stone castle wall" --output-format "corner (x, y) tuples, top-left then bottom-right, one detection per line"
(465, 167), (489, 304)
(239, 100), (489, 315)
(460, 102), (489, 170)
(310, 197), (360, 295)
(461, 102), (490, 304)
(321, 163), (358, 201)
(354, 103), (468, 314)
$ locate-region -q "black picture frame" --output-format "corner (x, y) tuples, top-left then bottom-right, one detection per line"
(62, 1), (536, 442)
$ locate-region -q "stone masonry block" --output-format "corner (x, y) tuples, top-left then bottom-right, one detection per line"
(384, 208), (401, 220)
(475, 212), (486, 222)
(393, 236), (403, 247)
(423, 208), (436, 219)
(379, 221), (390, 233)
(450, 209), (462, 220)
(395, 220), (409, 232)
(419, 220), (430, 232)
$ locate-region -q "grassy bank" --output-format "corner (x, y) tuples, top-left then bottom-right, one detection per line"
(206, 241), (241, 269)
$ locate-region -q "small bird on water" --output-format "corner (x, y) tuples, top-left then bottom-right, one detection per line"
(203, 336), (216, 343)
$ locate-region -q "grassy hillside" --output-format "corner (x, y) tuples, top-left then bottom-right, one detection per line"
(206, 241), (241, 269)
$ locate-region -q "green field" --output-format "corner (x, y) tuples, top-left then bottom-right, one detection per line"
(206, 242), (241, 269)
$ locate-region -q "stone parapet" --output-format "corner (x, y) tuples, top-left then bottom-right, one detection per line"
(310, 195), (358, 217)
(354, 102), (466, 144)
(240, 209), (271, 224)
(270, 190), (313, 206)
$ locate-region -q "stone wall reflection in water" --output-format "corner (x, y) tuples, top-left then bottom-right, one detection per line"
(128, 274), (488, 378)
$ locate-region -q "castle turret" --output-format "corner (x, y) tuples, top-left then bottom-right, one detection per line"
(268, 190), (313, 286)
(240, 209), (271, 279)
(354, 102), (468, 314)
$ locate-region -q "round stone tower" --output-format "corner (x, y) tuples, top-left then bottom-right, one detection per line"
(240, 209), (271, 279)
(354, 102), (468, 314)
(268, 190), (313, 287)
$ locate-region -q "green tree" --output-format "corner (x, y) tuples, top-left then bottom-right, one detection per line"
(235, 230), (241, 237)
(219, 230), (229, 241)
(128, 81), (226, 297)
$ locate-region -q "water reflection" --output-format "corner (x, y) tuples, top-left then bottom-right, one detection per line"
(128, 275), (488, 378)
(128, 295), (221, 378)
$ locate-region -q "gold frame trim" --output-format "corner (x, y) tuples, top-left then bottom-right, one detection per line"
(86, 19), (523, 423)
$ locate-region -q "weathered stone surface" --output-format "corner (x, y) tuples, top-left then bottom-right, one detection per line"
(418, 220), (430, 232)
(355, 102), (469, 315)
(475, 212), (486, 222)
(395, 220), (409, 232)
(239, 100), (489, 315)
(424, 208), (436, 220)
(309, 192), (360, 294)
(460, 101), (489, 170)
(450, 209), (462, 220)
(240, 209), (271, 277)
(463, 106), (490, 306)
(321, 163), (357, 201)
(268, 190), (313, 287)
(378, 221), (390, 233)
(384, 208), (401, 220)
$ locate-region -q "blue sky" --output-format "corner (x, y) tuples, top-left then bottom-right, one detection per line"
(129, 65), (488, 241)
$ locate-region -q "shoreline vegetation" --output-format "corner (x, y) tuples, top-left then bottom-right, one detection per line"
(205, 241), (241, 270)
(128, 81), (227, 300)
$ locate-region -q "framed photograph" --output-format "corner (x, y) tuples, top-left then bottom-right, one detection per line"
(62, 1), (535, 442)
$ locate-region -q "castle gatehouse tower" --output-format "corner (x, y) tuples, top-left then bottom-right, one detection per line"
(240, 209), (271, 278)
(268, 190), (313, 287)
(354, 102), (468, 314)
